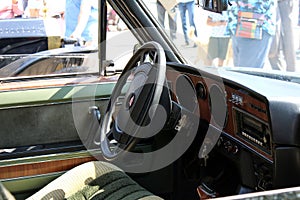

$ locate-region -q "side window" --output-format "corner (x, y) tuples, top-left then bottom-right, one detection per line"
(105, 4), (139, 74)
(0, 0), (99, 78)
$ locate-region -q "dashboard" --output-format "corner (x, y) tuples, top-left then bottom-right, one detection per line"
(166, 63), (300, 193)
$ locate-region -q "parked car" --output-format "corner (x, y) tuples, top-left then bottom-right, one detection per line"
(0, 0), (300, 199)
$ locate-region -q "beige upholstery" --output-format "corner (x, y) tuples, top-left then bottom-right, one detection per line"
(27, 161), (163, 200)
(0, 182), (15, 200)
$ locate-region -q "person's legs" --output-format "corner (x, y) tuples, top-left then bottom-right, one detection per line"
(298, 0), (300, 50)
(22, 0), (28, 10)
(207, 37), (218, 61)
(278, 0), (296, 71)
(82, 22), (98, 47)
(232, 31), (273, 68)
(269, 35), (284, 70)
(217, 37), (230, 66)
(186, 1), (197, 37)
(206, 37), (218, 65)
(157, 2), (166, 28)
(178, 3), (188, 44)
(268, 6), (284, 70)
(232, 36), (240, 67)
(168, 13), (177, 39)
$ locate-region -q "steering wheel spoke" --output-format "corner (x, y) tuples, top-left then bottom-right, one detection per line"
(106, 128), (114, 140)
(112, 95), (125, 119)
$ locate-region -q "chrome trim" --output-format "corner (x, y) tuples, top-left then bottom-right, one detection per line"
(0, 97), (110, 110)
(0, 171), (64, 182)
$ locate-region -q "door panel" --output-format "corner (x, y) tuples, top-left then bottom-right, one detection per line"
(0, 100), (108, 149)
(0, 77), (116, 197)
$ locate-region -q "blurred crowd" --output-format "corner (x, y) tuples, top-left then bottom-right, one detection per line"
(0, 0), (127, 46)
(155, 0), (300, 72)
(2, 0), (300, 71)
(0, 0), (64, 19)
(0, 0), (100, 47)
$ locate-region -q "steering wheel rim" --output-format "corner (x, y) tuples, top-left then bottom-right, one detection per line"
(100, 41), (168, 161)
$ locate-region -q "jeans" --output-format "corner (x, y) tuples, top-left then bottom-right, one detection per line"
(157, 1), (177, 39)
(178, 1), (197, 44)
(232, 31), (273, 68)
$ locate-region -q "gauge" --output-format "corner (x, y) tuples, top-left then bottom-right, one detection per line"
(209, 84), (228, 127)
(175, 74), (198, 112)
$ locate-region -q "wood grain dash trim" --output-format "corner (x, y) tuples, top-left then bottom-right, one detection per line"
(0, 156), (97, 179)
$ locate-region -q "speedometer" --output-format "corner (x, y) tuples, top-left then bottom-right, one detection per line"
(175, 74), (198, 112)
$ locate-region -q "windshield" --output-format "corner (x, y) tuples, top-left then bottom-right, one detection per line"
(1, 0), (300, 79)
(141, 0), (300, 78)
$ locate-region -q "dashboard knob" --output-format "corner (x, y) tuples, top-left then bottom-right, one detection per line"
(224, 141), (238, 154)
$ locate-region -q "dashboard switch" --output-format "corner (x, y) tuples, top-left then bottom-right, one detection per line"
(223, 140), (239, 154)
(229, 93), (243, 105)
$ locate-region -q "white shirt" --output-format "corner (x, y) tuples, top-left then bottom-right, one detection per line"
(208, 12), (229, 38)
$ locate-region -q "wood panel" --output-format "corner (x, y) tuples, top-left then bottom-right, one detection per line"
(166, 68), (272, 160)
(225, 86), (268, 122)
(0, 156), (97, 179)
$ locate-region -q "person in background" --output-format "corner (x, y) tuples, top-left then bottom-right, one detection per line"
(268, 0), (296, 72)
(22, 0), (28, 11)
(226, 0), (276, 68)
(177, 0), (198, 47)
(206, 11), (230, 67)
(41, 0), (65, 37)
(41, 0), (64, 18)
(0, 0), (24, 19)
(156, 0), (177, 40)
(298, 0), (300, 55)
(25, 0), (43, 18)
(107, 4), (119, 31)
(64, 0), (98, 47)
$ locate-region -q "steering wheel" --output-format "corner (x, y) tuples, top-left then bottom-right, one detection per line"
(100, 41), (171, 161)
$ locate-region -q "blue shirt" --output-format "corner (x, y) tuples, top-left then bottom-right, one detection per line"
(65, 0), (98, 42)
(226, 0), (276, 36)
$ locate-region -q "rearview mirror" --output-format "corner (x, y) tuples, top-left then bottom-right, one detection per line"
(197, 0), (229, 13)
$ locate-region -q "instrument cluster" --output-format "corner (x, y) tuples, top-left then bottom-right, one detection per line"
(167, 67), (273, 161)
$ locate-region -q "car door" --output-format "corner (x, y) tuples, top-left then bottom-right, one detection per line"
(0, 1), (138, 199)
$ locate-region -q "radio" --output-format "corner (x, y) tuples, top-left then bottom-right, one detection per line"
(233, 107), (272, 154)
